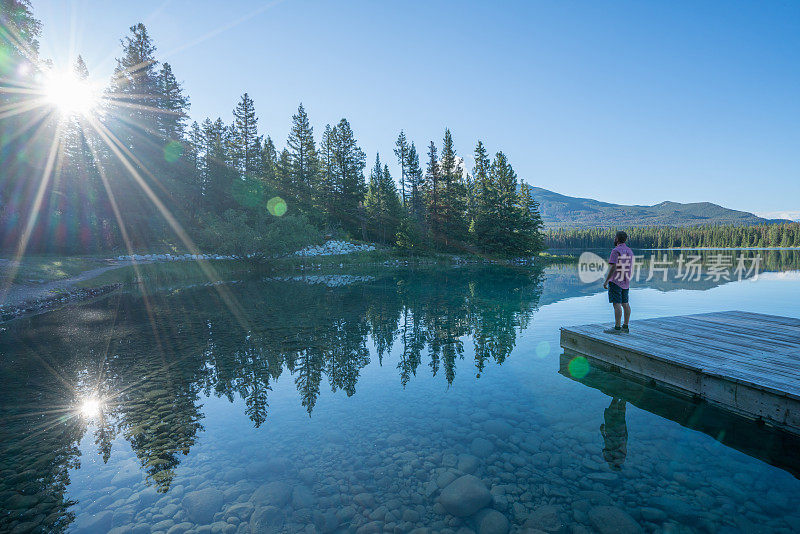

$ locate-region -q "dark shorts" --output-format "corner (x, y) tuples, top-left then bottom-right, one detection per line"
(608, 282), (629, 304)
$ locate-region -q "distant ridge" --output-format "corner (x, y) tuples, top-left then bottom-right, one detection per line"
(527, 186), (787, 229)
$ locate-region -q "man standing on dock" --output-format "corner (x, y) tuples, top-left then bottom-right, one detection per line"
(603, 231), (633, 333)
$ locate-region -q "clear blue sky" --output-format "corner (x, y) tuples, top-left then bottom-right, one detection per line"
(33, 0), (800, 217)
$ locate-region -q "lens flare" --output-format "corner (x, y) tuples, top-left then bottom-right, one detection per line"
(567, 356), (590, 379)
(535, 341), (550, 359)
(164, 141), (184, 162)
(267, 196), (287, 216)
(42, 69), (101, 117)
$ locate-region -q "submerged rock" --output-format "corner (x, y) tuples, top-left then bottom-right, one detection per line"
(73, 510), (113, 534)
(474, 508), (510, 534)
(483, 420), (513, 439)
(299, 467), (316, 485)
(166, 522), (194, 534)
(649, 495), (696, 522)
(587, 505), (642, 534)
(436, 469), (460, 489)
(524, 505), (563, 533)
(182, 488), (224, 524)
(353, 492), (376, 508)
(292, 485), (315, 508)
(250, 505), (285, 531)
(110, 464), (141, 485)
(247, 457), (291, 476)
(137, 486), (160, 508)
(251, 481), (292, 507)
(439, 475), (492, 517)
(458, 453), (480, 474)
(470, 438), (494, 458)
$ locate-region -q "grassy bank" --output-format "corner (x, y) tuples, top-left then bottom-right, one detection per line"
(74, 260), (260, 289)
(0, 256), (108, 285)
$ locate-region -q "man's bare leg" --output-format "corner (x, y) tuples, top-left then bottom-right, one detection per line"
(622, 303), (631, 328)
(613, 303), (622, 328)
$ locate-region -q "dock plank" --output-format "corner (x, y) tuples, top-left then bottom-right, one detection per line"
(628, 322), (800, 371)
(560, 311), (800, 433)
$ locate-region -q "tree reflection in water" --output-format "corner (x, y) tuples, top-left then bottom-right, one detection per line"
(0, 266), (543, 531)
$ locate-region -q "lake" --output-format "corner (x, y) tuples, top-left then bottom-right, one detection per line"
(2, 251), (799, 533)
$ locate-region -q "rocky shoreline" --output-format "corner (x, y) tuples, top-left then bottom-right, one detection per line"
(0, 283), (121, 324)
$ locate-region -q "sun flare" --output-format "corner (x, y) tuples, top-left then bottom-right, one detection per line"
(42, 69), (101, 118)
(79, 397), (102, 419)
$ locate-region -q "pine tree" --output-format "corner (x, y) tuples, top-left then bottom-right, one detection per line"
(157, 63), (189, 141)
(74, 55), (89, 78)
(394, 131), (410, 207)
(472, 150), (543, 257)
(277, 148), (292, 196)
(440, 129), (457, 188)
(202, 118), (235, 212)
(329, 118), (366, 235)
(437, 129), (469, 249)
(318, 124), (336, 226)
(365, 154), (401, 243)
(111, 23), (161, 145)
(0, 1), (43, 251)
(425, 141), (441, 247)
(515, 183), (545, 255)
(230, 93), (259, 176)
(0, 0), (41, 69)
(490, 151), (518, 255)
(472, 149), (527, 256)
(381, 163), (402, 242)
(151, 61), (195, 225)
(472, 140), (496, 251)
(365, 153), (382, 239)
(106, 23), (164, 245)
(405, 142), (425, 223)
(186, 121), (205, 213)
(258, 136), (278, 188)
(286, 103), (318, 214)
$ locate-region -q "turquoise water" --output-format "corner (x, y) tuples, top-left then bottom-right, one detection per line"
(1, 259), (799, 533)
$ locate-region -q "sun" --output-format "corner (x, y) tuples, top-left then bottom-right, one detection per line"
(42, 69), (101, 118)
(79, 397), (102, 419)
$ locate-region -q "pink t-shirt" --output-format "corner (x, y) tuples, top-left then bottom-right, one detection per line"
(608, 243), (634, 289)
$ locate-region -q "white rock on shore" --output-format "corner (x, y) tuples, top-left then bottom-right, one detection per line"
(293, 241), (376, 257)
(112, 241), (376, 264)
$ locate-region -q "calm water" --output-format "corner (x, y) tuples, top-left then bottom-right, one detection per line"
(1, 254), (800, 533)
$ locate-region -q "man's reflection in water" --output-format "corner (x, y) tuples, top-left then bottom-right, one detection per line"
(600, 397), (628, 470)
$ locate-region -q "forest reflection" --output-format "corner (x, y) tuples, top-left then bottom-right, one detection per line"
(0, 266), (544, 529)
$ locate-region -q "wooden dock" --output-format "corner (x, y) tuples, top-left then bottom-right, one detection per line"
(560, 311), (800, 433)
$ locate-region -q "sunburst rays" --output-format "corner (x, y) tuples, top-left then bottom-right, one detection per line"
(1, 47), (250, 326)
(0, 36), (253, 445)
(0, 0), (301, 465)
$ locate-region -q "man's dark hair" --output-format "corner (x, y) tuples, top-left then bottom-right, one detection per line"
(616, 231), (628, 243)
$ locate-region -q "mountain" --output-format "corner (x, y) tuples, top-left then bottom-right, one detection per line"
(757, 210), (800, 223)
(527, 186), (785, 229)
